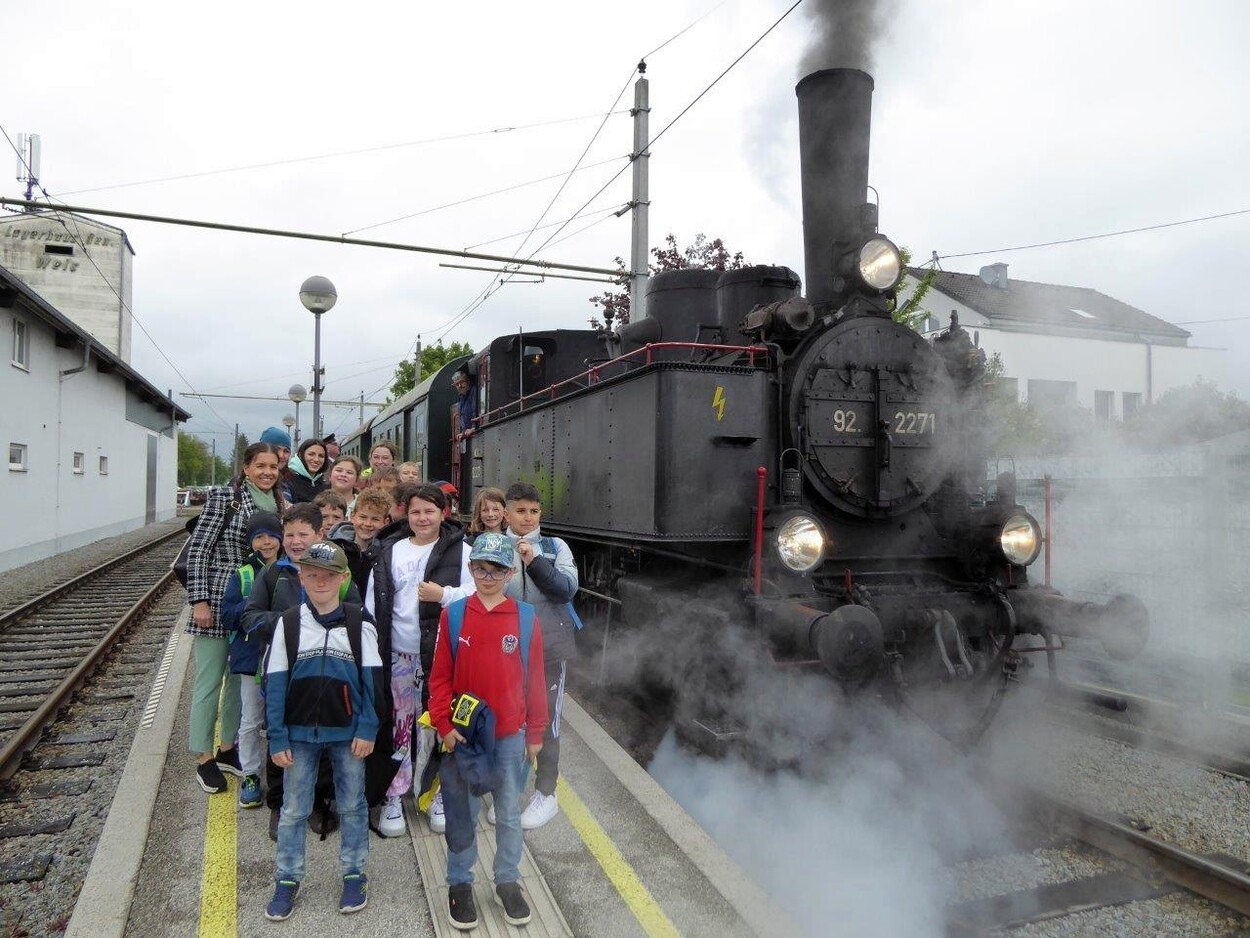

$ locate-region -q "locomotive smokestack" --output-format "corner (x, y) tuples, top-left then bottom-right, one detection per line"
(795, 68), (874, 312)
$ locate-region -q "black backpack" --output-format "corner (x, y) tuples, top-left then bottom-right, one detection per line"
(172, 485), (242, 589)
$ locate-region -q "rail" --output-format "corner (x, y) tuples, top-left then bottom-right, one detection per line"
(477, 341), (771, 425)
(1028, 789), (1250, 918)
(0, 526), (184, 628)
(0, 536), (181, 779)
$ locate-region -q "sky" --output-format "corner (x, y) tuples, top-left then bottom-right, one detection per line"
(3, 0), (1248, 449)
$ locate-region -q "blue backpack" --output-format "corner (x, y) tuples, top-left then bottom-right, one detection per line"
(446, 598), (536, 673)
(538, 536), (585, 631)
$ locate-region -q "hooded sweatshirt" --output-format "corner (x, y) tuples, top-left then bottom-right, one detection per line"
(503, 528), (579, 663)
(283, 454), (325, 504)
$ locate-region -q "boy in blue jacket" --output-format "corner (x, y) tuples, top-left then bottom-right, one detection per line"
(264, 542), (382, 921)
(218, 510), (283, 808)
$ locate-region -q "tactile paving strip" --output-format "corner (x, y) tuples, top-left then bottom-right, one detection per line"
(407, 797), (573, 937)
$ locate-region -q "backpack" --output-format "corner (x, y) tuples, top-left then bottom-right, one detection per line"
(538, 536), (585, 631)
(446, 598), (536, 673)
(282, 603), (365, 677)
(172, 485), (242, 589)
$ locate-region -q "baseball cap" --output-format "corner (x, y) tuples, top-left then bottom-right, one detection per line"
(295, 541), (348, 574)
(469, 532), (514, 568)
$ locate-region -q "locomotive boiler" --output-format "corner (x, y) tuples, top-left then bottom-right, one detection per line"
(441, 69), (1150, 742)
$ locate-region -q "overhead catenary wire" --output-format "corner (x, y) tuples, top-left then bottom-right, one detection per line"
(938, 208), (1250, 260)
(56, 111), (629, 197)
(463, 202), (628, 251)
(341, 156), (627, 237)
(0, 122), (236, 435)
(436, 0), (802, 342)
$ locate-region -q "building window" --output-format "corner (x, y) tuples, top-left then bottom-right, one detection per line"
(9, 443), (27, 471)
(1027, 379), (1077, 409)
(73, 452), (85, 474)
(11, 318), (28, 369)
(98, 455), (109, 475)
(1123, 392), (1143, 419)
(1094, 390), (1114, 420)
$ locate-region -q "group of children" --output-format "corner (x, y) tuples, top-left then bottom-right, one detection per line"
(211, 468), (579, 929)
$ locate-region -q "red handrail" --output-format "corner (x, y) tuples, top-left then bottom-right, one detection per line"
(478, 341), (772, 425)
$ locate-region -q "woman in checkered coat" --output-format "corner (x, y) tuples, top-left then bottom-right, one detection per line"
(185, 441), (286, 794)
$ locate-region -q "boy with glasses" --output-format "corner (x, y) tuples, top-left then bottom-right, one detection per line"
(428, 533), (547, 930)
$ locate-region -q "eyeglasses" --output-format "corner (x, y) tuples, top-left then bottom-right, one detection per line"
(469, 564), (508, 580)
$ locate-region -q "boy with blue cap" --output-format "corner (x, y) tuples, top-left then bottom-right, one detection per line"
(428, 532), (547, 930)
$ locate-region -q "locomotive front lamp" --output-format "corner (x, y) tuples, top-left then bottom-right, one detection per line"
(999, 513), (1042, 566)
(856, 236), (903, 291)
(777, 515), (827, 572)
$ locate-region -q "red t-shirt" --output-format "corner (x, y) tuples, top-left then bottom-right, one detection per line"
(429, 595), (548, 744)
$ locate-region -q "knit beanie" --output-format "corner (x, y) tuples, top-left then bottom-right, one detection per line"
(259, 426), (292, 449)
(246, 510), (283, 543)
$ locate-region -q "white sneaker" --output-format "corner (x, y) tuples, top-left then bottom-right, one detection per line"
(486, 800), (496, 825)
(379, 796), (406, 838)
(520, 791), (558, 830)
(428, 791), (445, 833)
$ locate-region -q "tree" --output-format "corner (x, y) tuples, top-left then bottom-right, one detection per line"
(893, 246), (937, 330)
(589, 233), (749, 329)
(178, 434), (235, 485)
(232, 432), (250, 476)
(388, 340), (475, 400)
(1121, 380), (1250, 450)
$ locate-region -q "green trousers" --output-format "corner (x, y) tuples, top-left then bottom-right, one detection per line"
(189, 634), (242, 756)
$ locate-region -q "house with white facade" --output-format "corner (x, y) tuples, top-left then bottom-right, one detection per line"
(901, 263), (1225, 419)
(1, 261), (190, 572)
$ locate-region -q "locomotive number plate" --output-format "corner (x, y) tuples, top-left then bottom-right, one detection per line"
(831, 406), (865, 434)
(891, 410), (936, 434)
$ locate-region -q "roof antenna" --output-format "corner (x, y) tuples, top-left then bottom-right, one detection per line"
(14, 133), (41, 208)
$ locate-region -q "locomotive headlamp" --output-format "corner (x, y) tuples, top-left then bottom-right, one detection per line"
(999, 513), (1042, 566)
(856, 237), (903, 291)
(777, 515), (827, 572)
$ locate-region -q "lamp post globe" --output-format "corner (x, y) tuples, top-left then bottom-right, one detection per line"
(299, 276), (336, 441)
(282, 414), (295, 434)
(288, 384), (308, 446)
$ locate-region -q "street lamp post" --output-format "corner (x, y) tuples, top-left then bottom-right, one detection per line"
(299, 276), (337, 441)
(288, 384), (307, 446)
(282, 414), (296, 448)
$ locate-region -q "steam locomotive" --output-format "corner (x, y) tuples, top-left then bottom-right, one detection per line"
(345, 68), (1148, 744)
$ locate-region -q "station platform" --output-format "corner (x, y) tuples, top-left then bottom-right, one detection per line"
(65, 610), (791, 937)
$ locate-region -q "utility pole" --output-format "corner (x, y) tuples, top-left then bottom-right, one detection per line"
(629, 63), (651, 321)
(358, 391), (364, 426)
(233, 423), (240, 477)
(211, 438), (217, 485)
(414, 334), (423, 382)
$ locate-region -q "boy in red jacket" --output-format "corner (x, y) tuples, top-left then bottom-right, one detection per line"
(428, 532), (547, 931)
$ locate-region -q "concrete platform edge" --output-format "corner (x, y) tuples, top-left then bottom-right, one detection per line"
(563, 695), (799, 937)
(66, 606), (193, 938)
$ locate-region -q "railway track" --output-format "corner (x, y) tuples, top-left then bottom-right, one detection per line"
(0, 527), (187, 937)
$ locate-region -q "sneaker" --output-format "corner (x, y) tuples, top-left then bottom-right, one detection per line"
(520, 791), (558, 830)
(378, 796), (406, 838)
(196, 760), (227, 794)
(269, 807), (280, 842)
(495, 882), (532, 926)
(428, 791), (445, 834)
(239, 774), (263, 809)
(265, 879), (299, 921)
(339, 873), (368, 914)
(486, 800), (496, 825)
(447, 883), (478, 931)
(214, 746), (243, 778)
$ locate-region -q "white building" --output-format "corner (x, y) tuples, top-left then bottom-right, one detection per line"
(0, 211), (134, 363)
(902, 264), (1225, 419)
(1, 261), (189, 572)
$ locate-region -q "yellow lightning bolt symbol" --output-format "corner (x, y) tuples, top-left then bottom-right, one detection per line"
(712, 385), (726, 421)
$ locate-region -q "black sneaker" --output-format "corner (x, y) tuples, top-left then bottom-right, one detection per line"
(196, 760), (227, 794)
(495, 882), (531, 926)
(269, 808), (281, 842)
(448, 884), (478, 931)
(214, 746), (243, 778)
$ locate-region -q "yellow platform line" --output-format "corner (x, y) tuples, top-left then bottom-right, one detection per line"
(198, 767), (238, 936)
(557, 776), (681, 938)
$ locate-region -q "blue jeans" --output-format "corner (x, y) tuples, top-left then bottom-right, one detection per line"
(443, 732), (526, 886)
(275, 739), (369, 882)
